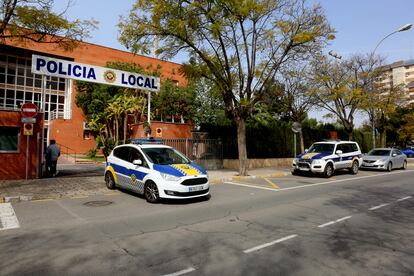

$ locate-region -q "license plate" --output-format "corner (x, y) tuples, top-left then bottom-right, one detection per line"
(363, 163), (373, 167)
(299, 167), (310, 171)
(189, 185), (205, 192)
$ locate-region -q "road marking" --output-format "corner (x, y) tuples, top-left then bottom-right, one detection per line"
(163, 267), (196, 276)
(396, 196), (412, 202)
(369, 203), (390, 211)
(318, 216), (352, 228)
(32, 199), (54, 203)
(263, 178), (280, 189)
(243, 234), (298, 254)
(0, 203), (20, 231)
(224, 170), (414, 193)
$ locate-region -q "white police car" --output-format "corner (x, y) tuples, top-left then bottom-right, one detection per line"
(292, 141), (362, 178)
(105, 140), (209, 203)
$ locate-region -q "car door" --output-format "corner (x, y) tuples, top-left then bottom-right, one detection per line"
(126, 148), (152, 194)
(393, 150), (404, 167)
(334, 144), (346, 169)
(341, 143), (354, 169)
(112, 146), (133, 189)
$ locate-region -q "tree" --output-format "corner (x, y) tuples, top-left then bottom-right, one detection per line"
(278, 65), (316, 152)
(1, 0), (97, 50)
(152, 79), (196, 123)
(119, 0), (334, 175)
(310, 54), (377, 140)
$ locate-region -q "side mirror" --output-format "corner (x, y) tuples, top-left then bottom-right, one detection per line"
(336, 150), (343, 155)
(304, 149), (309, 153)
(133, 159), (143, 166)
(392, 153), (397, 157)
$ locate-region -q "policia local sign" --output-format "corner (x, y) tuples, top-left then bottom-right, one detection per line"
(31, 54), (160, 92)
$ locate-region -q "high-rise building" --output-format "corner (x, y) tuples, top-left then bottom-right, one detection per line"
(378, 60), (414, 105)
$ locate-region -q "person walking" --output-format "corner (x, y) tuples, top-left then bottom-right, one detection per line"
(46, 139), (60, 177)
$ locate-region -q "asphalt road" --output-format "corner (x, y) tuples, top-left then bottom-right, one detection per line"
(0, 168), (413, 276)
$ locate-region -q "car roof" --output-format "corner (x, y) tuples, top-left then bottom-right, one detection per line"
(115, 144), (172, 149)
(314, 141), (357, 144)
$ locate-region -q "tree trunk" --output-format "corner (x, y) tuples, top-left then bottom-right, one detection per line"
(348, 131), (353, 141)
(299, 130), (305, 153)
(236, 117), (248, 176)
(123, 113), (128, 144)
(379, 131), (386, 147)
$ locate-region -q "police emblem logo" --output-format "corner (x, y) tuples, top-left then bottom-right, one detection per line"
(130, 174), (137, 184)
(104, 70), (116, 83)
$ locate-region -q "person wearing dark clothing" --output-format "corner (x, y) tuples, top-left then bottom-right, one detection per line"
(46, 140), (60, 177)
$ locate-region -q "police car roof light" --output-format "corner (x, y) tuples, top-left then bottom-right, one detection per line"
(131, 138), (163, 145)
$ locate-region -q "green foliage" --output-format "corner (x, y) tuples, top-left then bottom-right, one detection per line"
(75, 61), (150, 156)
(86, 148), (97, 158)
(387, 105), (414, 146)
(152, 79), (196, 122)
(119, 0), (335, 174)
(1, 0), (97, 50)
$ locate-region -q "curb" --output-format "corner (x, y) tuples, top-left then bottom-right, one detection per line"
(209, 171), (289, 184)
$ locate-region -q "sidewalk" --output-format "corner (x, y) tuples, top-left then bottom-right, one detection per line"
(0, 166), (290, 203)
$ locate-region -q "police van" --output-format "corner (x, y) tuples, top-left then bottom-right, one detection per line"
(292, 140), (362, 178)
(105, 140), (209, 203)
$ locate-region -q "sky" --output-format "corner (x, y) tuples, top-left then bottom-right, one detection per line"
(54, 0), (414, 125)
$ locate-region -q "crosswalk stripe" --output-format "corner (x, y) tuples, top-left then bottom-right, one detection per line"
(0, 203), (20, 231)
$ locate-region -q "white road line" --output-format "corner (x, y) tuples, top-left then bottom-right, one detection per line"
(243, 234), (298, 254)
(396, 196), (412, 202)
(369, 203), (390, 211)
(0, 203), (20, 231)
(318, 216), (352, 228)
(224, 170), (414, 193)
(163, 267), (196, 276)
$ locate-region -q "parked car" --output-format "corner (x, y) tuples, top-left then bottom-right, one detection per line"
(292, 140), (362, 178)
(402, 147), (414, 158)
(105, 139), (209, 203)
(361, 148), (407, 171)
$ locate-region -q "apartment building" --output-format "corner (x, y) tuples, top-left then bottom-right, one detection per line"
(377, 59), (414, 104)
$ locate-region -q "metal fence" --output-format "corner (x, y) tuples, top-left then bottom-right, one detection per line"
(163, 138), (223, 170)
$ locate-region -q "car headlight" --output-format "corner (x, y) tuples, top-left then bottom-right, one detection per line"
(375, 159), (386, 164)
(312, 159), (323, 165)
(160, 172), (181, 181)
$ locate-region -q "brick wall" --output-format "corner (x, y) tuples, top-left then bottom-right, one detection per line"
(4, 37), (186, 154)
(0, 110), (44, 179)
(131, 122), (192, 139)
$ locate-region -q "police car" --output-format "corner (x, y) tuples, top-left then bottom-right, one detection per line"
(292, 140), (362, 178)
(105, 140), (209, 203)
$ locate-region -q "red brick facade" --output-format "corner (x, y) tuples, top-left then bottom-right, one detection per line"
(131, 122), (192, 140)
(2, 37), (186, 154)
(0, 110), (44, 179)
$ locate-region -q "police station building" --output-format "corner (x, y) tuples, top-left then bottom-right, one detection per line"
(0, 37), (184, 179)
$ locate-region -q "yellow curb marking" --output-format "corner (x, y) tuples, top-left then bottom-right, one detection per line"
(263, 178), (280, 189)
(71, 196), (88, 199)
(32, 199), (54, 202)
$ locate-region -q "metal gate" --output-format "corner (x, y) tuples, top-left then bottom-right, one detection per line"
(162, 138), (223, 170)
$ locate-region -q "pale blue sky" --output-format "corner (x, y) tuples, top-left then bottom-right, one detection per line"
(56, 0), (414, 63)
(54, 0), (414, 125)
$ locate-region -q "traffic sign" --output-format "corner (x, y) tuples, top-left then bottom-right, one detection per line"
(21, 117), (37, 123)
(155, 127), (163, 137)
(21, 102), (38, 118)
(23, 123), (33, 136)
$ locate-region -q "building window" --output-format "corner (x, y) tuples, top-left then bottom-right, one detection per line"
(83, 130), (91, 140)
(0, 127), (20, 153)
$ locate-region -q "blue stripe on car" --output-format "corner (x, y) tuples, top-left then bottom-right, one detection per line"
(152, 164), (185, 177)
(110, 163), (148, 180)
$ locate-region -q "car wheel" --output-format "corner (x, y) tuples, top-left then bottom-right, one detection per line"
(145, 181), (160, 203)
(387, 162), (392, 172)
(350, 161), (359, 175)
(324, 163), (334, 178)
(105, 172), (116, 189)
(402, 160), (407, 170)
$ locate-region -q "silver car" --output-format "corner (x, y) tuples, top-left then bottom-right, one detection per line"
(361, 148), (407, 171)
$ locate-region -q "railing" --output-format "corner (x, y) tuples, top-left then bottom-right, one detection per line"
(163, 138), (223, 170)
(57, 143), (77, 163)
(50, 109), (65, 120)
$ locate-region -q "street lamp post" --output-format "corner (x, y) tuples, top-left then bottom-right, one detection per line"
(370, 23), (412, 149)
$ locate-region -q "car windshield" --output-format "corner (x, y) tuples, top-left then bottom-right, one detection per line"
(308, 143), (334, 154)
(368, 149), (390, 156)
(142, 147), (190, 165)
